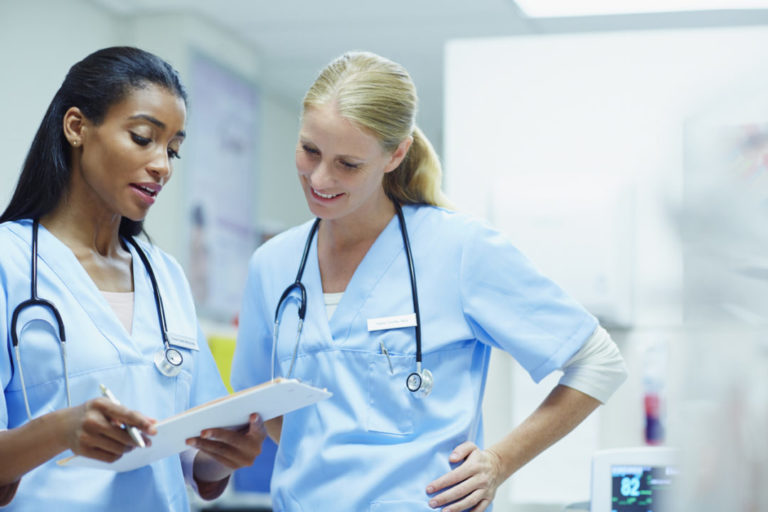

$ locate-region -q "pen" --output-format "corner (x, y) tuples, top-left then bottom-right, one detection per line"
(99, 384), (146, 448)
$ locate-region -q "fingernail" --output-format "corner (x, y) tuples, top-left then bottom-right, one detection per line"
(202, 431), (212, 439)
(429, 499), (438, 507)
(186, 439), (196, 447)
(426, 486), (434, 493)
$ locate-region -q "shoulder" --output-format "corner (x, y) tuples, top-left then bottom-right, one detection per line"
(260, 219), (317, 250)
(0, 220), (34, 277)
(0, 219), (32, 246)
(405, 204), (501, 247)
(128, 236), (188, 286)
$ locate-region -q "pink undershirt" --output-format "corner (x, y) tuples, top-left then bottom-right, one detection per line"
(101, 290), (134, 334)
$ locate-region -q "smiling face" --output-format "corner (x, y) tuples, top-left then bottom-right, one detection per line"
(65, 83), (186, 222)
(296, 102), (407, 223)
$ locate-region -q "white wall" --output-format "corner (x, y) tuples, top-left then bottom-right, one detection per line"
(445, 27), (768, 511)
(0, 0), (122, 209)
(258, 94), (310, 230)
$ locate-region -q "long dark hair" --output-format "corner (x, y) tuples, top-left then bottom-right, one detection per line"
(0, 46), (187, 237)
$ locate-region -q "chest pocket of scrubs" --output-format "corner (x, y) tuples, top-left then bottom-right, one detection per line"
(366, 332), (414, 435)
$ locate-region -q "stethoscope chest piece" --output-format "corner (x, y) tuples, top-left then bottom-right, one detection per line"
(154, 347), (183, 377)
(406, 367), (433, 398)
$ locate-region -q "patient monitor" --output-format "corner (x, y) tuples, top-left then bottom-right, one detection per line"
(590, 447), (679, 512)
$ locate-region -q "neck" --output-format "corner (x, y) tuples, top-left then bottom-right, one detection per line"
(40, 196), (124, 257)
(321, 195), (396, 250)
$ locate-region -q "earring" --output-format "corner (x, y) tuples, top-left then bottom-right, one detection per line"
(72, 140), (79, 146)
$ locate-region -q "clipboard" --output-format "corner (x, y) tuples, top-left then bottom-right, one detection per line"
(58, 378), (331, 472)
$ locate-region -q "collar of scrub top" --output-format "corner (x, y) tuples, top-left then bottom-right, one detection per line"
(10, 218), (182, 421)
(271, 202), (433, 397)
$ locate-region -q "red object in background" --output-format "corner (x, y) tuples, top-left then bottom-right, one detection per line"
(644, 392), (664, 445)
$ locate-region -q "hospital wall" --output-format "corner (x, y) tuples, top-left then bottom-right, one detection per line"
(446, 28), (768, 511)
(0, 0), (306, 264)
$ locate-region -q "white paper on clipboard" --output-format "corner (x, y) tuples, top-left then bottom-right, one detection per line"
(58, 378), (331, 472)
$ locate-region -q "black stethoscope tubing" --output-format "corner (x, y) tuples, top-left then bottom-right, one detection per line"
(10, 220), (70, 418)
(273, 202), (431, 396)
(394, 202), (422, 366)
(125, 235), (184, 375)
(10, 219), (180, 419)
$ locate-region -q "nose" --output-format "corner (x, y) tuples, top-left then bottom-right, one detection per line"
(147, 148), (172, 183)
(307, 158), (334, 190)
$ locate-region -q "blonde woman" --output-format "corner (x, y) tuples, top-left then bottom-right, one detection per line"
(231, 51), (627, 511)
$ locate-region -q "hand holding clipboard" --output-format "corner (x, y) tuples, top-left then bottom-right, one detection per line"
(59, 378), (330, 472)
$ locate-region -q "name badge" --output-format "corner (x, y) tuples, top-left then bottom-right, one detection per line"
(367, 314), (417, 332)
(168, 332), (200, 351)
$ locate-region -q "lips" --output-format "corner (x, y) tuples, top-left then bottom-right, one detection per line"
(131, 182), (161, 198)
(132, 185), (158, 197)
(130, 182), (162, 206)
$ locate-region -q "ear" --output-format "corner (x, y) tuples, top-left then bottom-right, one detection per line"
(62, 107), (87, 147)
(383, 136), (413, 174)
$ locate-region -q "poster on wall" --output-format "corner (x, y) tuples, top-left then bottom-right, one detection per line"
(185, 52), (259, 322)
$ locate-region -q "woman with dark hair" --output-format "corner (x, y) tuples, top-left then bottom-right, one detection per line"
(0, 47), (265, 511)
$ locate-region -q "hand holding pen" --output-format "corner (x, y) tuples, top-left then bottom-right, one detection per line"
(56, 387), (157, 463)
(99, 384), (148, 448)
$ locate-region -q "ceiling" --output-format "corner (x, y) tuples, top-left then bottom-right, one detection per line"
(89, 0), (768, 152)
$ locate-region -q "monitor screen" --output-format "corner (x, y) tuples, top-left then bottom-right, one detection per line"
(610, 464), (677, 512)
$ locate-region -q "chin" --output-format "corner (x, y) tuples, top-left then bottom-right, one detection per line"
(122, 210), (149, 223)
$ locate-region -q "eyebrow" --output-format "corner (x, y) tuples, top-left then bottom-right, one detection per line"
(130, 114), (186, 138)
(299, 139), (364, 161)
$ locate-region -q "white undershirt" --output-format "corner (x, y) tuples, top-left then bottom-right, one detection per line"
(101, 290), (134, 334)
(324, 292), (344, 319)
(559, 325), (627, 403)
(324, 292), (626, 403)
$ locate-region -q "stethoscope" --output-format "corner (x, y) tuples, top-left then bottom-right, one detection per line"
(272, 202), (434, 398)
(10, 219), (183, 420)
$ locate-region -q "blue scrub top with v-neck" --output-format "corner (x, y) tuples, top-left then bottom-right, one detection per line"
(231, 205), (598, 511)
(0, 219), (227, 511)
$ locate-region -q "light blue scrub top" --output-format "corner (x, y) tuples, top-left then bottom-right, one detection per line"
(0, 220), (227, 511)
(231, 205), (598, 512)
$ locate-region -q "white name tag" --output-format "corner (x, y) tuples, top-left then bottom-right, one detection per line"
(168, 332), (199, 351)
(367, 314), (417, 332)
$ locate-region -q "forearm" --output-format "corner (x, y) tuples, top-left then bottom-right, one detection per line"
(191, 412), (267, 500)
(192, 451), (231, 500)
(0, 410), (69, 486)
(488, 384), (601, 482)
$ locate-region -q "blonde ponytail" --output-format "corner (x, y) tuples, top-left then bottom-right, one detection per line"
(384, 126), (450, 208)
